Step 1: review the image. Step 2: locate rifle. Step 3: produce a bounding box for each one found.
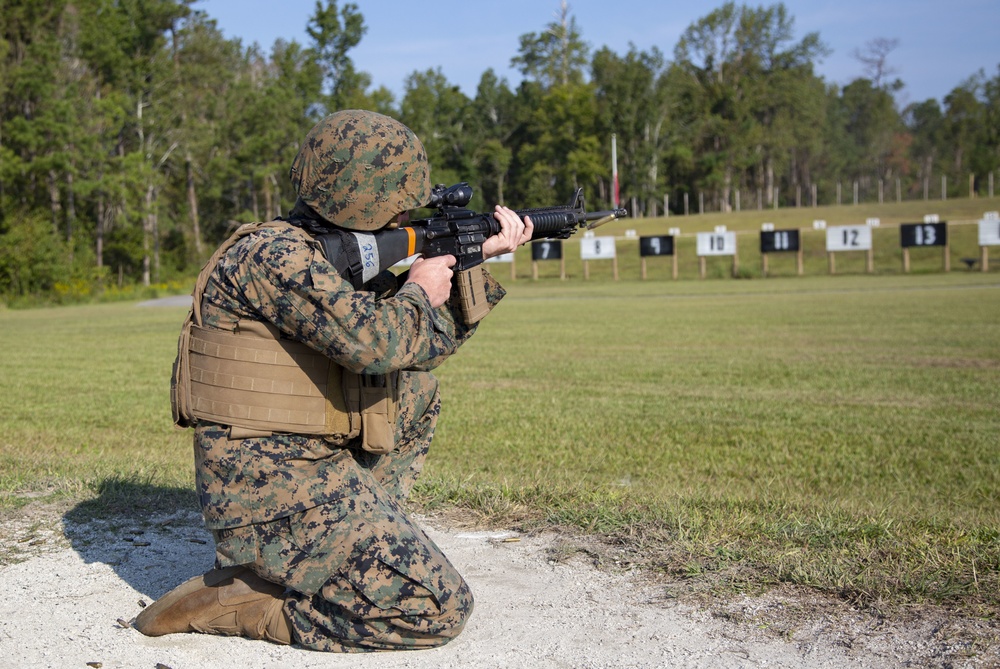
[316,182,627,323]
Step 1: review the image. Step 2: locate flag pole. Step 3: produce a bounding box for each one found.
[611,133,619,209]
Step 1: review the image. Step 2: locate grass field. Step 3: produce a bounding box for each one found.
[2,200,999,618]
[424,273,1000,611]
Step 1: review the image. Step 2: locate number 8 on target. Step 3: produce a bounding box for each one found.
[579,236,618,281]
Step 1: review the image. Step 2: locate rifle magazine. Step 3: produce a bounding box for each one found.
[456,268,490,324]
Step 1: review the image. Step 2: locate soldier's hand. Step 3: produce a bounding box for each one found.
[408,255,456,308]
[483,206,533,259]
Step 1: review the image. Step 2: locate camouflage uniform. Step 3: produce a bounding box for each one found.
[173,111,503,651]
[192,220,504,651]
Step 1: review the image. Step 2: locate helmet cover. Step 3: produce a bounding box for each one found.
[290,110,432,231]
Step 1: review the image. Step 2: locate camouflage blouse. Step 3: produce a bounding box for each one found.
[191,222,504,531]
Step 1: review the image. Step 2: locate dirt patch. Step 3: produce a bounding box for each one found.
[0,501,996,668]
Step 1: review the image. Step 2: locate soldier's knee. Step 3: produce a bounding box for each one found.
[448,576,475,622]
[430,577,474,644]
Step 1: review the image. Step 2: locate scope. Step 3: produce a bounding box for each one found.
[427,182,474,208]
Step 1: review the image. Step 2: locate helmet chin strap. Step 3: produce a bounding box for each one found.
[283,198,335,235]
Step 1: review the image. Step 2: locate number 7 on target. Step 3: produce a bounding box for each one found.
[530,239,565,280]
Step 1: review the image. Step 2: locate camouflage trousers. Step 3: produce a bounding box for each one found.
[211,371,473,652]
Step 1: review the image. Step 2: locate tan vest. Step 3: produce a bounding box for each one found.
[170,221,396,453]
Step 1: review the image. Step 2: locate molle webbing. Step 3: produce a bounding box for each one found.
[171,220,398,451]
[187,320,355,439]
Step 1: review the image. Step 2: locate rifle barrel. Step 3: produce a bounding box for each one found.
[521,207,628,240]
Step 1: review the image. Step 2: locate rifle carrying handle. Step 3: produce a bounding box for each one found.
[456,268,490,325]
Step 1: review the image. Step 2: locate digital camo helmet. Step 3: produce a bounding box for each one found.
[290,110,432,231]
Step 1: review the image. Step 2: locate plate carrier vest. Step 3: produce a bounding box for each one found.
[170,221,397,453]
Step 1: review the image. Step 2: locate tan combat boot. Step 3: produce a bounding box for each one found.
[134,566,294,645]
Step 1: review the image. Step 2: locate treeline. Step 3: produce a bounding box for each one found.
[2,0,999,302]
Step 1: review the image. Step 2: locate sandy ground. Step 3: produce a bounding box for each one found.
[1,505,997,669]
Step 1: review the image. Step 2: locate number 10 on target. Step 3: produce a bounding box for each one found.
[979,212,1000,272]
[696,230,738,278]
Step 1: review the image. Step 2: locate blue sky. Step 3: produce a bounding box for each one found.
[195,0,1000,106]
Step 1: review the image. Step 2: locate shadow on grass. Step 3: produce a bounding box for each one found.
[63,475,217,600]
